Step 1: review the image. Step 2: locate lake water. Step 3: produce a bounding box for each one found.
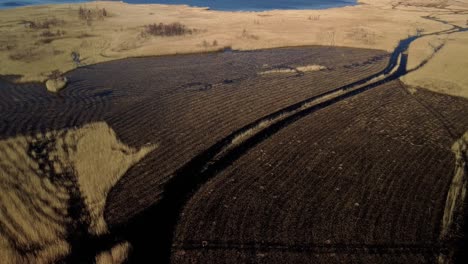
[1,0,357,11]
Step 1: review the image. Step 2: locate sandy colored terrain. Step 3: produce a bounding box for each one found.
[402,31,468,98]
[0,0,466,97]
[0,122,154,263]
[0,0,466,98]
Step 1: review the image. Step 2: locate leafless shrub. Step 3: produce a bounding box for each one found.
[40,30,55,37]
[308,15,320,21]
[71,51,81,66]
[201,39,219,48]
[24,18,64,29]
[53,50,64,55]
[79,7,108,25]
[40,30,65,37]
[416,27,425,36]
[347,28,375,45]
[0,41,16,51]
[142,22,193,37]
[241,29,260,40]
[48,70,63,80]
[100,8,107,18]
[36,30,66,44]
[9,48,38,62]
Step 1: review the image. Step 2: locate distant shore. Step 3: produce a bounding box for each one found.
[0,0,467,98]
[0,0,357,11]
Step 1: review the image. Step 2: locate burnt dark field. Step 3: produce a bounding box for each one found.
[1,45,468,263]
[172,80,468,263]
[0,46,390,222]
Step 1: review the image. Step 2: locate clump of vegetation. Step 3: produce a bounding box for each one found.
[46,70,67,93]
[241,29,260,40]
[71,51,82,67]
[347,28,375,45]
[0,40,16,51]
[9,48,38,62]
[40,30,66,38]
[142,22,193,37]
[79,6,108,25]
[24,18,64,29]
[308,15,320,20]
[202,40,218,48]
[48,70,63,80]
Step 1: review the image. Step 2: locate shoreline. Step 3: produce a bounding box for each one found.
[0,0,467,98]
[0,0,358,12]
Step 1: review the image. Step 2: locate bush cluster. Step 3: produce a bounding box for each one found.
[143,22,192,37]
[79,6,107,25]
[25,18,63,29]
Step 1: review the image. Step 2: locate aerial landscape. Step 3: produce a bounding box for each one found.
[0,0,467,263]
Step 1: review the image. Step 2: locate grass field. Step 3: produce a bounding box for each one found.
[0,122,153,263]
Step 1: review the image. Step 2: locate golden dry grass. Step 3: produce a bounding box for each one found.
[441,131,468,239]
[0,1,466,98]
[45,77,67,92]
[405,35,447,71]
[0,133,70,264]
[258,68,299,75]
[296,65,328,72]
[0,1,455,80]
[0,1,466,96]
[66,123,155,235]
[401,31,468,99]
[95,241,131,264]
[259,64,326,75]
[0,122,154,263]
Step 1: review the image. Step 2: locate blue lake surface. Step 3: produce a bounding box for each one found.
[0,0,357,11]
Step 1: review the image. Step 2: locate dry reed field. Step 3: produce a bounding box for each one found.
[0,122,154,263]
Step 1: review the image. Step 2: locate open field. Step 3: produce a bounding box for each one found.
[0,46,390,223]
[0,0,467,98]
[172,80,468,263]
[0,1,468,263]
[0,42,467,263]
